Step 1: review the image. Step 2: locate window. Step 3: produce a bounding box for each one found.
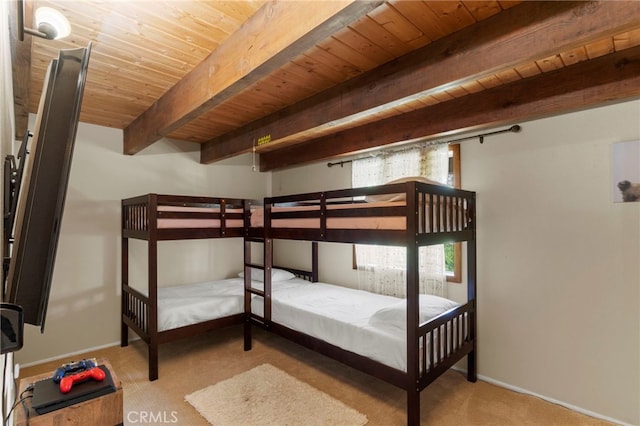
[351,145,451,296]
[352,145,462,283]
[445,144,462,283]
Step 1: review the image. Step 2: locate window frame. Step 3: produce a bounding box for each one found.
[446,144,462,283]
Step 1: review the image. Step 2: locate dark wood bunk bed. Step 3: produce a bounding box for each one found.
[121,193,252,380]
[244,180,476,425]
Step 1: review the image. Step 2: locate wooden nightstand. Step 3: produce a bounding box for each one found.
[14,359,123,426]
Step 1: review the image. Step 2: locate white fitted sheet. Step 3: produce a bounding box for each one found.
[251,279,444,372]
[157,278,245,332]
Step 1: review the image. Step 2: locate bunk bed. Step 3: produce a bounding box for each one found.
[121,193,253,380]
[244,180,476,425]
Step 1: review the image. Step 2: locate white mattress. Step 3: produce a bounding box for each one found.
[251,279,434,372]
[156,277,461,372]
[157,278,245,332]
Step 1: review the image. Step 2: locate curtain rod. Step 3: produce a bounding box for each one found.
[327,124,521,168]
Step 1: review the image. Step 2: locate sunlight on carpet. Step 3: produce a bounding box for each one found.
[185,364,368,426]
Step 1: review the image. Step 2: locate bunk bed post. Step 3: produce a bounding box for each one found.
[467,192,478,382]
[405,181,421,425]
[243,236,252,351]
[467,232,477,382]
[120,233,129,347]
[264,237,273,324]
[311,242,318,282]
[263,199,273,326]
[148,194,159,381]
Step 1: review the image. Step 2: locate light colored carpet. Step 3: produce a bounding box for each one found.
[185,363,368,426]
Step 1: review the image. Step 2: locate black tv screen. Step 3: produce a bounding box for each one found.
[6,45,91,330]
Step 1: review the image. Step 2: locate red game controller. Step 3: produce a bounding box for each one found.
[59,367,106,393]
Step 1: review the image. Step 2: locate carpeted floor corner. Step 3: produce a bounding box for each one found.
[185,363,368,426]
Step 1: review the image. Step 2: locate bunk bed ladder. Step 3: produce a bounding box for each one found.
[243,236,272,350]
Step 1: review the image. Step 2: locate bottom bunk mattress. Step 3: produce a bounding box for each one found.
[251,279,460,372]
[157,278,246,332]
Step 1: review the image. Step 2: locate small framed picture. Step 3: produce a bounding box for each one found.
[612,140,640,203]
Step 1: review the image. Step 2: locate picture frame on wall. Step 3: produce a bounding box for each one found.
[612,140,640,203]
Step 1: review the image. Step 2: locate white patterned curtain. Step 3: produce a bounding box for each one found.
[352,145,449,297]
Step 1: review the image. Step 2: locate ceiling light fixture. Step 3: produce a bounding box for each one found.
[18,0,71,41]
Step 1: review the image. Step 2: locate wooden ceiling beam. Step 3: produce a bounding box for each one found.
[123,0,384,155]
[259,45,640,171]
[201,0,640,164]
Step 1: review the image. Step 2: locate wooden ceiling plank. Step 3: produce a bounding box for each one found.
[316,36,379,72]
[443,86,470,99]
[459,80,486,94]
[560,47,589,67]
[332,25,395,65]
[388,0,454,44]
[201,1,640,164]
[367,3,424,44]
[429,90,455,103]
[44,1,214,65]
[462,1,506,21]
[206,1,268,23]
[302,45,364,81]
[513,62,542,79]
[259,45,640,171]
[348,14,413,58]
[494,68,521,85]
[124,2,232,53]
[32,35,197,85]
[123,0,384,155]
[585,38,615,59]
[270,65,321,96]
[424,1,477,35]
[613,28,640,50]
[30,47,181,89]
[535,54,565,73]
[476,74,502,90]
[158,1,251,36]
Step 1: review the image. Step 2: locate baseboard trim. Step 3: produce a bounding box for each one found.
[452,366,632,426]
[18,338,139,370]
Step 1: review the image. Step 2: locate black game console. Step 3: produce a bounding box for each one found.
[30,365,115,414]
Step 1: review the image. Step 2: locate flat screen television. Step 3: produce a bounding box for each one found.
[5,44,91,331]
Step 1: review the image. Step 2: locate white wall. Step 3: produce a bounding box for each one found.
[15,121,269,365]
[464,101,639,426]
[271,100,640,425]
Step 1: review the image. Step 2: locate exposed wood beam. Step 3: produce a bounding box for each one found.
[259,45,640,171]
[201,0,640,164]
[10,0,32,140]
[123,0,384,155]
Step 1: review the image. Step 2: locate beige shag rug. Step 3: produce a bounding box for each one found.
[185,364,368,426]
